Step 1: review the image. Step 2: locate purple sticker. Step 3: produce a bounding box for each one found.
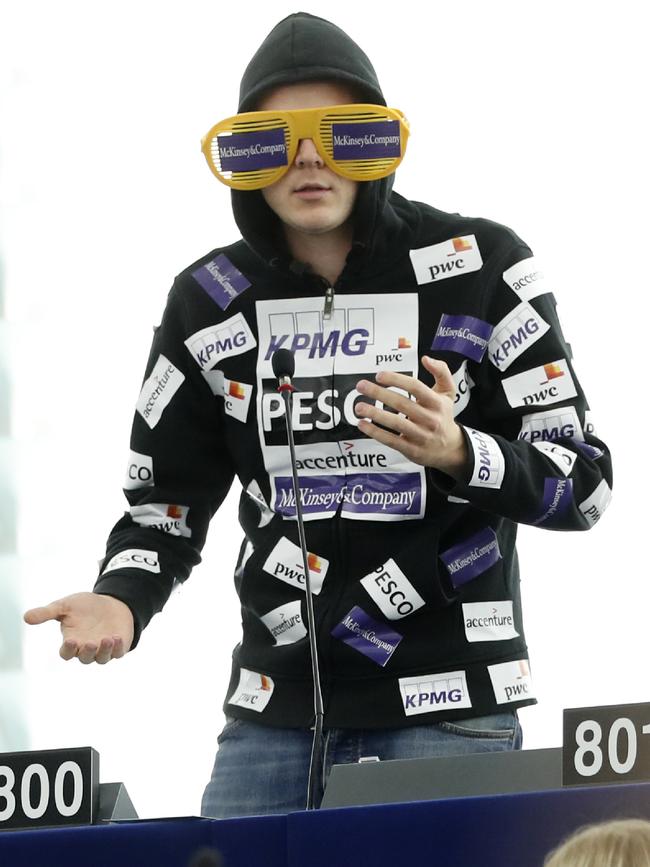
[331,606,403,666]
[431,314,494,363]
[273,473,422,519]
[331,120,401,161]
[570,438,604,461]
[192,254,251,311]
[440,527,502,588]
[533,478,574,525]
[217,128,288,173]
[274,475,344,518]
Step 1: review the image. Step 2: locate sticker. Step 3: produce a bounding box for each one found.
[102,549,160,575]
[502,359,577,409]
[409,235,483,285]
[228,668,275,712]
[462,601,519,643]
[488,302,550,371]
[360,559,425,620]
[465,428,506,489]
[123,451,154,490]
[202,369,253,423]
[218,128,288,172]
[185,313,256,371]
[136,355,185,429]
[331,606,403,666]
[431,314,493,363]
[260,601,307,646]
[518,407,583,443]
[502,257,549,302]
[245,479,275,528]
[192,253,251,310]
[399,671,472,716]
[533,478,574,525]
[579,479,612,527]
[488,659,534,704]
[439,527,502,588]
[262,536,328,595]
[452,360,475,417]
[532,441,577,476]
[332,120,401,159]
[130,503,192,538]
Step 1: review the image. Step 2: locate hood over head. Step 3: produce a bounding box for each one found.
[230,12,413,277]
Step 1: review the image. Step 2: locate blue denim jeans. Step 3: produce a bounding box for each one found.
[200,711,522,818]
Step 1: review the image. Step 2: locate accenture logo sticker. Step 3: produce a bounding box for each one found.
[399,671,472,716]
[463,601,519,643]
[260,600,307,646]
[136,355,185,429]
[409,235,483,285]
[228,668,274,713]
[502,256,549,302]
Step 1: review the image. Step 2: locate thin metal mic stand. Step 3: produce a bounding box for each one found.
[277,375,325,811]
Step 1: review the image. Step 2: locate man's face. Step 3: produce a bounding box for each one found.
[256,81,360,237]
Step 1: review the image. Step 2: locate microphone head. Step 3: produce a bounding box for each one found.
[272,348,295,379]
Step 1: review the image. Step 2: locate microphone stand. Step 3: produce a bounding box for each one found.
[277,375,325,811]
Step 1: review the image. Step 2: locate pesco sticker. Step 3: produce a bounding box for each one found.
[102,549,160,575]
[124,451,154,491]
[399,671,472,716]
[228,668,274,713]
[136,355,185,430]
[360,558,425,620]
[409,235,483,286]
[452,360,475,417]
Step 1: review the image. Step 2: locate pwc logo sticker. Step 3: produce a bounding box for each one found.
[502,359,577,409]
[228,668,274,713]
[202,369,253,423]
[399,671,472,716]
[488,659,534,705]
[263,537,329,595]
[130,503,192,538]
[409,235,483,285]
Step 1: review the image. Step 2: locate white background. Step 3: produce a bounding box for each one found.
[1,0,648,818]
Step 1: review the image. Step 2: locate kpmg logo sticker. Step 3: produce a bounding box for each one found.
[440,527,502,588]
[263,536,328,595]
[102,549,160,575]
[488,302,550,371]
[136,355,185,429]
[399,671,472,716]
[192,253,251,311]
[228,668,274,713]
[452,360,475,417]
[185,313,256,371]
[331,606,403,667]
[532,441,577,476]
[260,600,307,646]
[124,450,154,490]
[518,407,583,443]
[360,558,425,620]
[488,659,533,704]
[502,257,549,302]
[466,428,505,489]
[130,503,192,538]
[202,369,253,423]
[502,359,577,409]
[463,601,519,643]
[579,479,612,527]
[533,478,574,525]
[431,314,493,363]
[409,235,483,285]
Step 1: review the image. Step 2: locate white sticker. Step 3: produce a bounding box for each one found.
[102,548,160,575]
[260,600,307,646]
[263,536,328,595]
[130,503,191,538]
[136,355,185,429]
[123,451,154,490]
[228,668,274,713]
[462,601,519,643]
[518,407,584,443]
[409,235,483,285]
[532,441,577,476]
[465,428,506,489]
[360,558,425,620]
[584,410,597,436]
[399,671,472,716]
[202,370,253,423]
[488,302,550,371]
[502,257,550,302]
[579,479,612,527]
[488,659,534,704]
[185,312,256,371]
[246,479,275,528]
[502,359,577,409]
[452,360,475,417]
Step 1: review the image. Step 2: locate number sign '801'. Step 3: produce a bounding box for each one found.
[0,747,99,831]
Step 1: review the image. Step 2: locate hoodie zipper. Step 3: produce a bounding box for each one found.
[323,284,335,320]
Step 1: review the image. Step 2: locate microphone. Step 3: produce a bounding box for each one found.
[271,349,325,811]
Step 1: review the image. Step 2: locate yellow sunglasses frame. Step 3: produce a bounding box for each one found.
[201,103,410,190]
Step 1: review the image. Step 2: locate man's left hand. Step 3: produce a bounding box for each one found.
[355,356,469,480]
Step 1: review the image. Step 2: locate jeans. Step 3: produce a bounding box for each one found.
[200,711,522,818]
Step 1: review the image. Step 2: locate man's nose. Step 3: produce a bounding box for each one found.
[294,137,324,168]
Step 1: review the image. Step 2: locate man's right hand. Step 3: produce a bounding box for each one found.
[23,592,135,664]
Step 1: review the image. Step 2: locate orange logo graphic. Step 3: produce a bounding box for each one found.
[260,675,272,691]
[167,505,183,519]
[543,363,564,381]
[228,381,246,400]
[397,337,412,349]
[452,237,472,253]
[307,553,322,573]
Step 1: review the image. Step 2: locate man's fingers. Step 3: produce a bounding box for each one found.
[77,642,100,665]
[24,602,63,626]
[60,639,80,661]
[422,356,455,397]
[94,638,116,665]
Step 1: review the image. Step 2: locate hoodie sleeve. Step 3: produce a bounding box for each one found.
[93,281,236,647]
[429,243,613,530]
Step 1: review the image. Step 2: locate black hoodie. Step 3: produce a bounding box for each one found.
[94,13,612,729]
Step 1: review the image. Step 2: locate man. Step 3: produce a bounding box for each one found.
[24,13,612,817]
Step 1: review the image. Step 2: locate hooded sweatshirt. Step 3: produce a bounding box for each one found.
[94,13,613,729]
